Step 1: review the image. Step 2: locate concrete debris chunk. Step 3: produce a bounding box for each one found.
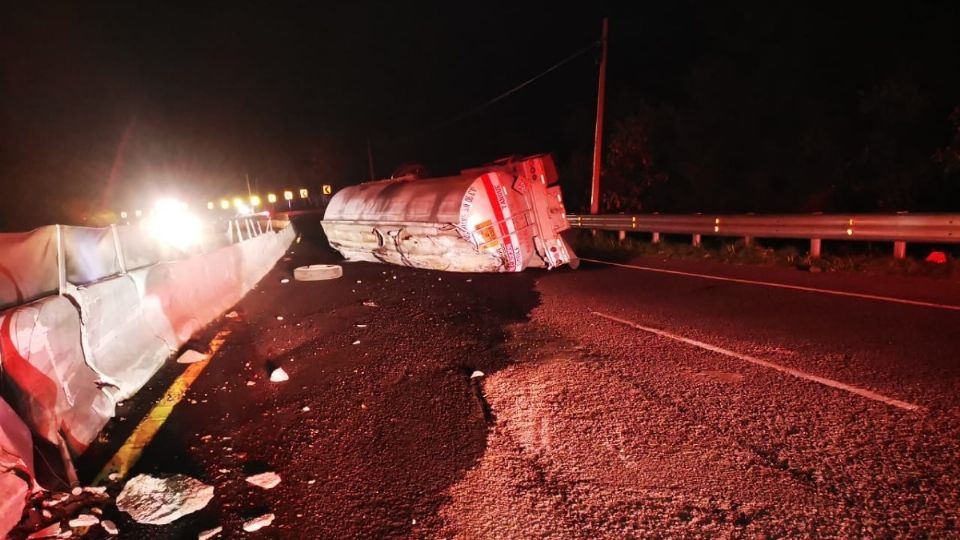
[225,311,238,318]
[245,471,282,489]
[246,381,256,386]
[68,514,99,528]
[177,350,208,364]
[276,315,284,321]
[101,520,118,536]
[301,406,310,412]
[242,513,275,532]
[269,367,290,382]
[294,264,343,281]
[83,485,108,495]
[352,340,361,345]
[470,370,485,379]
[27,523,62,539]
[198,525,223,540]
[116,473,214,525]
[362,301,378,307]
[281,278,290,283]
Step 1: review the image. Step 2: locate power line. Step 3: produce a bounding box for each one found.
[390,40,599,145]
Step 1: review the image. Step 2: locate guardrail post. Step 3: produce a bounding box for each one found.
[234,220,244,242]
[692,234,701,247]
[618,230,626,242]
[893,241,906,259]
[810,238,821,258]
[652,232,661,244]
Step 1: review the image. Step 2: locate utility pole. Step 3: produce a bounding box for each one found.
[367,137,376,181]
[590,17,609,216]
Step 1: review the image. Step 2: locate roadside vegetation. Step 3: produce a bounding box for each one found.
[571,230,960,280]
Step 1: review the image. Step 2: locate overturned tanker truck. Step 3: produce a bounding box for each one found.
[321,154,578,272]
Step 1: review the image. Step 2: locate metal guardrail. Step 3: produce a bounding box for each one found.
[567,213,960,258]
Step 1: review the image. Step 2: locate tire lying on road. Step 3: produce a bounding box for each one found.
[293,264,343,281]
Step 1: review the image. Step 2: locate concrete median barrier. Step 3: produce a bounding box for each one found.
[0,226,60,310]
[0,223,295,536]
[0,296,114,453]
[0,396,35,537]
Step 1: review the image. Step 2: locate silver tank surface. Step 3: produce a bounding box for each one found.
[321,155,576,272]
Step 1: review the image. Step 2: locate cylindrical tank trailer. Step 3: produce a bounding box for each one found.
[321,154,577,272]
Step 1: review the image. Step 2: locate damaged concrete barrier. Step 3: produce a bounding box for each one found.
[0,222,295,538]
[0,296,114,454]
[0,397,34,537]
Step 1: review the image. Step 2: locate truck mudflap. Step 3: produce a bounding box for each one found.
[321,154,576,272]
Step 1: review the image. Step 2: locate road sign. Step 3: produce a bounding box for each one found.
[322,185,332,195]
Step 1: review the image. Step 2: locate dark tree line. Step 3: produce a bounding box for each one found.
[584,3,960,214]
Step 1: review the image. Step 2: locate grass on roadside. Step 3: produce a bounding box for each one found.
[570,230,960,280]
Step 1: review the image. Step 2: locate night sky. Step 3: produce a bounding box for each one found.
[2,2,959,230]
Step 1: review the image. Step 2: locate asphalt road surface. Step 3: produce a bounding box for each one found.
[67,217,960,538]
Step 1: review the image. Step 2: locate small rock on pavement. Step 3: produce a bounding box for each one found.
[225,311,238,318]
[198,525,222,540]
[470,370,485,379]
[352,340,361,345]
[281,278,290,283]
[242,513,275,532]
[116,473,214,525]
[362,301,378,307]
[276,315,284,321]
[177,350,208,364]
[245,471,281,489]
[68,514,99,528]
[269,367,289,382]
[101,520,118,536]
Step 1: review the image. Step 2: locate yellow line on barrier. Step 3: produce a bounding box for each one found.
[92,328,232,485]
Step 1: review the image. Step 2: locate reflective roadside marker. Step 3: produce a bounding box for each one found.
[267,193,277,203]
[283,190,294,201]
[299,188,308,199]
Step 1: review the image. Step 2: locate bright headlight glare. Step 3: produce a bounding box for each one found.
[144,197,202,250]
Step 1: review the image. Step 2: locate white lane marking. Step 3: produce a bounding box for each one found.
[592,311,925,413]
[580,258,960,312]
